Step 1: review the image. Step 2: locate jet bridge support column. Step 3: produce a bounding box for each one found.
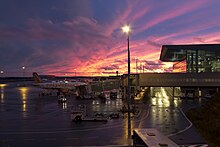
[123,86,126,99]
[172,87,175,100]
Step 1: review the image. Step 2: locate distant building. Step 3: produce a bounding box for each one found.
[39,74,56,79]
[160,44,220,73]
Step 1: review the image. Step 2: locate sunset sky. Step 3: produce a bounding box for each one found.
[1,0,220,77]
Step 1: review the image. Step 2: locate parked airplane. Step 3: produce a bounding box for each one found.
[32,72,87,94]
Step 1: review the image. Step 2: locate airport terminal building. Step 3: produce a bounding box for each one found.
[160,44,220,73]
[122,44,220,99]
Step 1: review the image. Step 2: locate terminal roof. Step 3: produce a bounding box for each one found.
[160,44,220,62]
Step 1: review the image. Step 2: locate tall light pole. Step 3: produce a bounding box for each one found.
[74,69,76,77]
[22,66,25,77]
[122,25,131,137]
[0,70,3,78]
[135,58,138,74]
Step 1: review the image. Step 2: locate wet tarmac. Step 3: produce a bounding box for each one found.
[0,82,207,146]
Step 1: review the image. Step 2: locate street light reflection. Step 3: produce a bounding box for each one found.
[23,101,26,112]
[0,84,7,87]
[92,100,100,111]
[18,87,29,117]
[62,102,67,109]
[92,99,123,112]
[153,87,171,107]
[0,84,7,103]
[150,87,182,125]
[173,99,179,107]
[123,113,134,137]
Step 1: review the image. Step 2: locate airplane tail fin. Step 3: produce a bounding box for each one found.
[33,72,42,83]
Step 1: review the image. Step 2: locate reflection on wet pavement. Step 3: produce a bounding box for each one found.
[147,87,188,135]
[0,84,7,104]
[0,83,206,146]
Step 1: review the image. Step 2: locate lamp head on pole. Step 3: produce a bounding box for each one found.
[122,25,131,34]
[22,66,25,70]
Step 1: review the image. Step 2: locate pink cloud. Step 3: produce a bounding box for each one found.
[2,1,220,76]
[21,17,174,76]
[135,0,210,34]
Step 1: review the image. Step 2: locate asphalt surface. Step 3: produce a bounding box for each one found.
[0,82,207,146]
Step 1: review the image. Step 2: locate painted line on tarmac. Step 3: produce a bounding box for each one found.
[1,139,15,142]
[180,144,209,147]
[84,145,130,147]
[65,137,79,140]
[167,108,192,137]
[24,138,35,141]
[87,136,98,139]
[45,138,56,141]
[137,104,150,128]
[0,104,150,135]
[0,121,122,135]
[0,126,111,135]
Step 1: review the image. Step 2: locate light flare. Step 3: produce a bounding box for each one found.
[122,25,131,34]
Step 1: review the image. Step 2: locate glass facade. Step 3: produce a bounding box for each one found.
[186,49,220,73]
[160,44,220,73]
